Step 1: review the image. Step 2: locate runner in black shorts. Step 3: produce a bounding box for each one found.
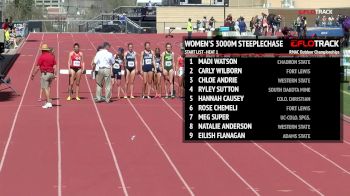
[140,42,155,99]
[124,43,137,99]
[154,48,162,98]
[112,48,125,99]
[67,43,85,101]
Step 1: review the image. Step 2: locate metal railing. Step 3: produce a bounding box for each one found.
[24,19,154,34]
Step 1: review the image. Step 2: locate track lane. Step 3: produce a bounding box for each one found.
[0,33,58,196]
[57,33,125,196]
[0,33,43,158]
[104,33,262,196]
[80,33,193,196]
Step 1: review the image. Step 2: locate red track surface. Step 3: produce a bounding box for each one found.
[0,32,349,196]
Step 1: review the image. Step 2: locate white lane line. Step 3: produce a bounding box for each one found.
[159,98,259,195]
[122,90,195,196]
[254,143,324,196]
[160,96,321,195]
[56,35,63,196]
[301,143,350,175]
[99,33,194,195]
[109,33,321,195]
[102,33,195,195]
[131,52,259,195]
[82,33,129,196]
[0,34,44,174]
[206,144,260,196]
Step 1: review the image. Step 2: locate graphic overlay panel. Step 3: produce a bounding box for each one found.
[184,39,341,141]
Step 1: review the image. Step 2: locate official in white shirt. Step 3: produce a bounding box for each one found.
[94,42,115,103]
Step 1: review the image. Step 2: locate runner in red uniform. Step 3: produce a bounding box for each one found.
[67,43,85,101]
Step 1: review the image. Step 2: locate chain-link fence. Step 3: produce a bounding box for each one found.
[24,18,157,34]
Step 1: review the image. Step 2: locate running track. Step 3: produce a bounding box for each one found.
[0,32,349,196]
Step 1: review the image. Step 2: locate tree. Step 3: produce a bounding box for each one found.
[4,0,43,20]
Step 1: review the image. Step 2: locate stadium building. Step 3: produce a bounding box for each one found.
[156,0,350,33]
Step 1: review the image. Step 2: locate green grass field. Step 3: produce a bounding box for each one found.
[341,83,350,116]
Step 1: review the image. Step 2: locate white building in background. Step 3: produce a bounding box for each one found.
[34,0,62,7]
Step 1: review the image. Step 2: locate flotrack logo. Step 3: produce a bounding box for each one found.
[298,9,333,15]
[290,40,339,48]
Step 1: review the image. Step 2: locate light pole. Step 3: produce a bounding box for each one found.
[1,0,4,22]
[223,3,228,25]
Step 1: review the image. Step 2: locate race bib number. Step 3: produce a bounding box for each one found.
[73,60,81,67]
[165,61,172,67]
[145,59,152,65]
[113,63,120,69]
[128,61,135,67]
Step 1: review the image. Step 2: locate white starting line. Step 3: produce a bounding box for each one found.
[59,69,93,75]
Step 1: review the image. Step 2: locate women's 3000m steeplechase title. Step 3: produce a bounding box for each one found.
[184,38,341,141]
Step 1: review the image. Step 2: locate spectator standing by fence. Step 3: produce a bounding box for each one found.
[225,14,233,30]
[328,15,333,26]
[234,18,240,32]
[276,15,282,32]
[10,28,18,49]
[208,16,215,30]
[119,13,126,33]
[262,13,268,36]
[238,17,246,35]
[322,16,327,27]
[253,17,262,37]
[296,16,302,38]
[2,18,9,30]
[249,17,254,32]
[302,16,307,38]
[187,18,193,38]
[8,17,14,30]
[315,16,320,27]
[202,16,207,32]
[4,28,10,42]
[196,20,201,32]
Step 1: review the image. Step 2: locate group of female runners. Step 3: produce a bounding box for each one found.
[65,42,185,101]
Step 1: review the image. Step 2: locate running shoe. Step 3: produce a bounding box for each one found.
[67,96,71,101]
[124,96,128,99]
[146,96,151,99]
[94,98,102,103]
[76,97,81,101]
[171,95,175,99]
[130,96,135,99]
[37,98,42,102]
[142,96,146,99]
[165,95,169,99]
[42,102,53,109]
